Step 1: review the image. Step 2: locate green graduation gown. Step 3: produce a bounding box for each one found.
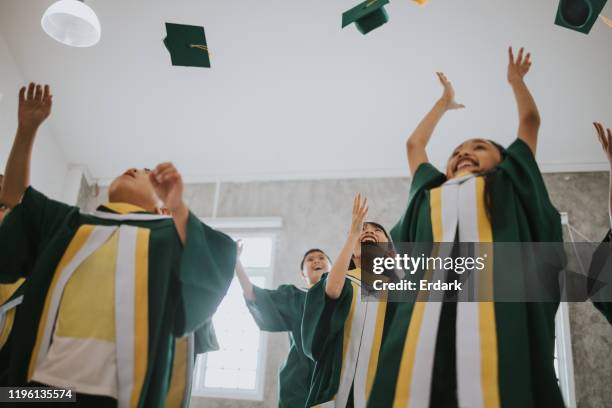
[0,284,25,386]
[0,187,236,408]
[165,320,219,408]
[301,269,388,408]
[246,284,314,408]
[370,138,565,408]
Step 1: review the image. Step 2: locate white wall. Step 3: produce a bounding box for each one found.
[0,32,68,200]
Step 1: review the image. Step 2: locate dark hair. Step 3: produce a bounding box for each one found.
[300,248,332,270]
[483,140,506,223]
[349,221,392,270]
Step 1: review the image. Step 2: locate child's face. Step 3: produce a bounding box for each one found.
[108,168,160,212]
[302,251,331,286]
[446,138,503,178]
[353,223,389,259]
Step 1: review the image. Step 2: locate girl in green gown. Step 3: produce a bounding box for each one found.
[369,47,587,408]
[302,194,396,407]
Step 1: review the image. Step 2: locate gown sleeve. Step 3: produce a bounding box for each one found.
[246,285,301,332]
[174,213,237,336]
[0,187,74,283]
[301,273,354,362]
[391,162,446,242]
[496,138,562,241]
[588,230,612,324]
[194,319,220,354]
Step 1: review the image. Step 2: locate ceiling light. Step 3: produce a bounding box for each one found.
[41,0,101,47]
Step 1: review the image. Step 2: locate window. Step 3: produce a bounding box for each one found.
[192,218,280,400]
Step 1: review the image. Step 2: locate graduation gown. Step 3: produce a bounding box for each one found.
[0,187,236,408]
[0,284,25,386]
[165,320,219,408]
[368,139,566,408]
[301,269,388,408]
[246,284,314,408]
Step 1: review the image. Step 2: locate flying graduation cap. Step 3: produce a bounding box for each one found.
[554,0,608,34]
[342,0,390,35]
[164,22,211,68]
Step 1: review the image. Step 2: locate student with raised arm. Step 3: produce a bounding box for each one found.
[366,47,568,407]
[236,241,332,408]
[0,83,237,407]
[302,194,395,408]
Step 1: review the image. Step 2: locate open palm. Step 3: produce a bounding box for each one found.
[18,83,52,128]
[437,72,465,111]
[507,47,532,84]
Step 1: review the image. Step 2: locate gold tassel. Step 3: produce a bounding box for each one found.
[189,44,210,54]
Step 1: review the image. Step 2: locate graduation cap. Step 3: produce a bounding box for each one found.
[554,0,608,34]
[164,22,210,68]
[342,0,390,35]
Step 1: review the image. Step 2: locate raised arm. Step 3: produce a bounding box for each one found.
[325,194,368,299]
[234,241,255,301]
[406,72,464,175]
[507,47,540,154]
[594,122,612,229]
[0,83,52,208]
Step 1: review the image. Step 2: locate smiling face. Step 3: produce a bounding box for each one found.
[446,139,503,179]
[301,250,331,286]
[108,168,160,212]
[353,222,389,260]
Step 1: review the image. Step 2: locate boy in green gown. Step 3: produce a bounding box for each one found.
[368,48,611,408]
[235,242,332,408]
[0,83,237,407]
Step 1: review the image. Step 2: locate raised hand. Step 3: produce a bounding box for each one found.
[150,162,185,213]
[18,83,52,130]
[594,122,612,166]
[436,72,465,111]
[507,47,532,85]
[349,193,368,237]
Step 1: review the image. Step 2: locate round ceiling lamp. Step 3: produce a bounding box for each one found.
[41,0,101,47]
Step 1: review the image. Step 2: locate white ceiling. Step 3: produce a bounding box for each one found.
[0,0,611,184]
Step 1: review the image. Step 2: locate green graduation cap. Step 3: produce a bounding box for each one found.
[164,22,211,68]
[554,0,608,34]
[342,0,390,35]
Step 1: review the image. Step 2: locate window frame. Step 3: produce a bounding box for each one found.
[191,218,281,401]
